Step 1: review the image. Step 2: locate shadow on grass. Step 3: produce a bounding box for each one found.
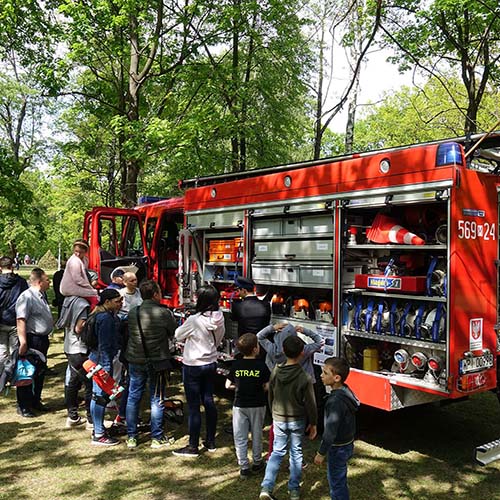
[357,392,500,462]
[1,339,499,500]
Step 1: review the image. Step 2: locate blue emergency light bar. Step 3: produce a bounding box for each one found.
[436,142,463,167]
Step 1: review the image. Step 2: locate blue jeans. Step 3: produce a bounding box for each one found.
[327,443,354,500]
[261,419,305,493]
[118,367,129,419]
[182,363,217,449]
[126,363,165,440]
[89,352,113,436]
[90,379,107,436]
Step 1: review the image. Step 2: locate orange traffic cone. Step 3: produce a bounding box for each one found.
[367,213,425,245]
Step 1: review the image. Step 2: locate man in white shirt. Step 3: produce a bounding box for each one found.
[16,268,54,417]
[119,272,142,320]
[113,272,143,427]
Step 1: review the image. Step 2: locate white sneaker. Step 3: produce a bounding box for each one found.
[66,416,85,428]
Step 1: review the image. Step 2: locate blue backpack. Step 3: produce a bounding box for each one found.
[11,359,35,387]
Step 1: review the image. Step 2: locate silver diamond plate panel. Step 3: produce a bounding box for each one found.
[390,385,445,410]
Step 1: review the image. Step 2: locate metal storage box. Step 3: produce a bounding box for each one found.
[254,239,333,260]
[187,209,244,229]
[282,218,300,235]
[280,266,300,283]
[253,219,282,237]
[251,263,282,282]
[300,265,333,285]
[300,215,333,235]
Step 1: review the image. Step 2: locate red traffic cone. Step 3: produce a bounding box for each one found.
[367,214,425,245]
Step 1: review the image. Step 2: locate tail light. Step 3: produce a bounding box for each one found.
[394,349,409,366]
[428,356,442,373]
[411,352,428,370]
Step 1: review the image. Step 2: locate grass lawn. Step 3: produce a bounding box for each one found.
[1,269,499,499]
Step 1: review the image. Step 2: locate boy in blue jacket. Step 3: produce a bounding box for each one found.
[314,357,359,500]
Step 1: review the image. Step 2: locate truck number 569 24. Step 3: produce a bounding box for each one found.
[457,220,496,240]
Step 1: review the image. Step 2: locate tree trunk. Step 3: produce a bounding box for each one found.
[313,12,326,160]
[345,22,363,153]
[238,12,257,172]
[344,90,358,153]
[464,100,478,136]
[121,14,142,206]
[123,159,140,207]
[231,0,241,172]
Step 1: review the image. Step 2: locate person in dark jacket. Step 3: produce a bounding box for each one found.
[314,357,360,500]
[125,280,176,449]
[231,277,271,337]
[0,256,28,376]
[88,288,123,446]
[106,267,125,290]
[51,260,66,318]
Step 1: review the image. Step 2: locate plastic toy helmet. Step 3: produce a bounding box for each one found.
[272,293,285,304]
[318,301,332,312]
[293,298,309,311]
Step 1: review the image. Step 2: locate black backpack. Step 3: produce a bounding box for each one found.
[79,312,99,350]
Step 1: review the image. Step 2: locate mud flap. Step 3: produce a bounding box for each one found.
[474,438,500,465]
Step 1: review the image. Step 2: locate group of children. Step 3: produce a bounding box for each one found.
[58,239,358,499]
[227,322,360,500]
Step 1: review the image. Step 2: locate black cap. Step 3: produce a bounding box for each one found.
[98,288,121,305]
[234,276,255,291]
[111,267,125,279]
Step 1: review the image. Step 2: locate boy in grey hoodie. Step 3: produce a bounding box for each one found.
[257,322,323,382]
[260,336,317,500]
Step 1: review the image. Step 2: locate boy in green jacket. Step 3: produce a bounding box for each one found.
[260,336,317,500]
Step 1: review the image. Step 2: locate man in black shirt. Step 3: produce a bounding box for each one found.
[51,260,66,318]
[231,277,271,337]
[227,333,270,478]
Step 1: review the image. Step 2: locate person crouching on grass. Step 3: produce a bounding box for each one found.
[314,357,359,500]
[226,333,270,479]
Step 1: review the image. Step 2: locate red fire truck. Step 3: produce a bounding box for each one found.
[84,134,500,424]
[179,134,500,417]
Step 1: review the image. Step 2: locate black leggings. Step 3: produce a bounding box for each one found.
[65,352,92,418]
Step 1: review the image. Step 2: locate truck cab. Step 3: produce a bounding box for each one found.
[83,197,184,307]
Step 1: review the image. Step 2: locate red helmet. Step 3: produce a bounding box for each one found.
[272,293,285,304]
[294,299,309,311]
[318,301,332,312]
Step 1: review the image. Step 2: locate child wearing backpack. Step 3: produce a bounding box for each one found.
[314,357,359,500]
[56,295,93,428]
[226,333,270,479]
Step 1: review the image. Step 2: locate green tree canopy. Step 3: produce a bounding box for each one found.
[381,0,500,135]
[353,75,500,151]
